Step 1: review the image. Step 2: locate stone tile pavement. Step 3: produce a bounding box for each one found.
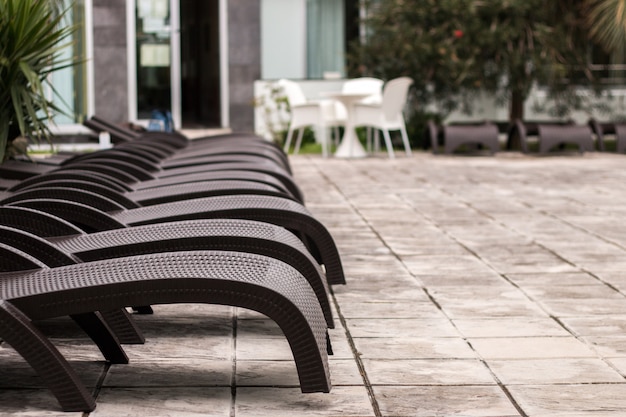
[4,151,626,415]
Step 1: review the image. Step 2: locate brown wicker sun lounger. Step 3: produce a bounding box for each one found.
[0,178,299,208]
[13,118,290,185]
[26,131,290,173]
[0,248,332,411]
[0,210,334,328]
[3,168,295,200]
[82,117,291,169]
[87,115,279,150]
[0,157,304,203]
[68,148,289,174]
[64,156,302,201]
[5,194,345,285]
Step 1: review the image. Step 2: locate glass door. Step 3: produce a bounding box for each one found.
[51,0,91,126]
[134,0,180,126]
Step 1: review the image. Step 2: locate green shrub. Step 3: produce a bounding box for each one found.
[0,0,78,161]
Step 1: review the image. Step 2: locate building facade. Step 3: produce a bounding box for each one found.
[54,0,356,134]
[58,0,626,137]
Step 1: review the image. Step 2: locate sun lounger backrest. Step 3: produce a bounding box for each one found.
[9,170,131,193]
[0,226,76,270]
[52,163,140,184]
[83,118,136,143]
[8,199,126,233]
[16,180,140,209]
[1,187,130,212]
[0,243,45,271]
[67,158,156,181]
[71,149,161,172]
[0,206,84,237]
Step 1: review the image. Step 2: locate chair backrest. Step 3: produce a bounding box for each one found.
[342,77,383,95]
[343,77,383,105]
[381,77,413,121]
[277,79,307,107]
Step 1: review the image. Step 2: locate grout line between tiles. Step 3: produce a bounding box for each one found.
[330,292,382,417]
[84,362,110,416]
[312,157,383,417]
[398,185,530,417]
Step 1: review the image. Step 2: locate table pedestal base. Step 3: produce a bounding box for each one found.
[334,126,367,158]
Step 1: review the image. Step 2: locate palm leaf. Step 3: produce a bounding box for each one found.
[584,0,626,52]
[0,0,80,160]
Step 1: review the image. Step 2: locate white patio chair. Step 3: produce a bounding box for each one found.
[343,77,383,99]
[278,79,339,158]
[353,76,413,159]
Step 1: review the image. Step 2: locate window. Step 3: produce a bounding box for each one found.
[306,0,345,78]
[261,0,360,79]
[589,44,626,85]
[135,0,172,119]
[50,0,90,125]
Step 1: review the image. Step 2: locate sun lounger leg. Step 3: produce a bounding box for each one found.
[70,312,129,364]
[0,301,96,412]
[100,309,146,344]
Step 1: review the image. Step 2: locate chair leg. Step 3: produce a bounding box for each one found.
[294,129,305,155]
[400,125,412,156]
[284,129,295,153]
[375,130,381,153]
[320,127,329,158]
[0,301,96,412]
[366,127,372,153]
[382,129,395,159]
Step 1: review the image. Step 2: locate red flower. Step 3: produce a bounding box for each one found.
[453,30,463,39]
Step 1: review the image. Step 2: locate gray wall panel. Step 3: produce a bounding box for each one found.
[93,2,128,123]
[228,0,261,132]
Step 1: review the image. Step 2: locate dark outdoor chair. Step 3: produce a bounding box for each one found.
[586,118,626,153]
[427,120,500,154]
[537,124,594,153]
[506,119,594,153]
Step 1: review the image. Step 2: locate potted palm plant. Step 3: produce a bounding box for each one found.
[0,0,78,162]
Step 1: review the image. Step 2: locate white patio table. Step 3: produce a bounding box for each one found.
[320,92,370,158]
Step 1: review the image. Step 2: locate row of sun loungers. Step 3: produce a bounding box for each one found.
[0,117,344,411]
[428,118,626,154]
